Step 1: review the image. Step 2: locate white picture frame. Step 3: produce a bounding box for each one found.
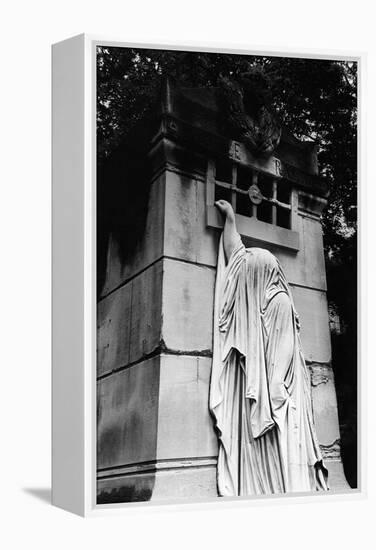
[52,34,363,516]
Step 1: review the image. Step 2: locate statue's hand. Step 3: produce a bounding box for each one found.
[215,200,235,222]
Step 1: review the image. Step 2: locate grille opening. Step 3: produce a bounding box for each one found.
[277,180,291,204]
[277,207,291,229]
[215,185,232,204]
[215,158,232,184]
[236,193,253,217]
[258,172,274,199]
[257,201,273,224]
[236,164,253,190]
[211,159,294,231]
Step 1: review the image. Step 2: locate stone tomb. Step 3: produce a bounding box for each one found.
[96,81,348,503]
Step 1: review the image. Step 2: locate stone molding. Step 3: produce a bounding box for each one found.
[97,456,217,480]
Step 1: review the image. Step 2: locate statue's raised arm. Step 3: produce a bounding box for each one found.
[215,200,240,263]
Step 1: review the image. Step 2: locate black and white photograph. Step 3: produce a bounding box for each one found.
[95,46,358,504]
[6,0,376,546]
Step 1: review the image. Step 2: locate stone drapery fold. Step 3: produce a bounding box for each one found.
[209,235,328,496]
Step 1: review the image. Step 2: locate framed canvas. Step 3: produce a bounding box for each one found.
[52,34,362,516]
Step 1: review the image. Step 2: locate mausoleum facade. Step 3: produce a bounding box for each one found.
[96,80,348,502]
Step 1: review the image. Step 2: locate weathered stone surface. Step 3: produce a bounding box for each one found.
[100,174,165,298]
[152,465,217,499]
[298,191,327,217]
[97,464,218,503]
[150,138,207,187]
[325,460,350,491]
[290,286,331,363]
[97,357,160,470]
[163,171,219,267]
[163,172,197,262]
[242,214,327,291]
[310,364,341,447]
[161,259,215,353]
[196,178,221,266]
[97,284,132,378]
[156,355,217,460]
[297,214,326,290]
[129,261,163,364]
[97,260,163,376]
[97,472,156,504]
[208,206,300,252]
[96,353,219,501]
[320,439,341,460]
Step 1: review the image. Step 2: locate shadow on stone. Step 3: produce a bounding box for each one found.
[97,145,152,297]
[97,485,152,504]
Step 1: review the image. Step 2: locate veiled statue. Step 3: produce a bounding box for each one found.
[209,200,329,496]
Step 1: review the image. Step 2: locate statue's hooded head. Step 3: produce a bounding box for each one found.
[246,248,299,328]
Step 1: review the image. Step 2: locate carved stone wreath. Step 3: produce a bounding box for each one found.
[220,76,281,157]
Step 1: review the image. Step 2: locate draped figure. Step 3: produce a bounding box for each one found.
[209,201,328,497]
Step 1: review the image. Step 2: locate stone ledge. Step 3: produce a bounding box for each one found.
[98,456,217,479]
[206,205,300,252]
